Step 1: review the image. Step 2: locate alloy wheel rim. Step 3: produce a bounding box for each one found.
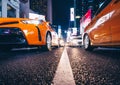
[47,34,51,50]
[84,35,89,49]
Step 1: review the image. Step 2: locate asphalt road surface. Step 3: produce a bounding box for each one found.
[67,47,120,85]
[0,46,120,85]
[0,47,64,85]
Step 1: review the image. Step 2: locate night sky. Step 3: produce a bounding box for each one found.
[52,0,73,30]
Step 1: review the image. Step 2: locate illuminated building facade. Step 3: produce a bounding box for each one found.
[30,0,52,23]
[0,0,19,18]
[0,0,52,23]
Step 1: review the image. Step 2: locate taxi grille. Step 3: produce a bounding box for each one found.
[0,28,27,44]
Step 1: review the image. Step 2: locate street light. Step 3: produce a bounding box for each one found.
[76,15,80,19]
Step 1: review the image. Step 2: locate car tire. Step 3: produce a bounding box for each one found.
[83,34,94,51]
[43,33,52,51]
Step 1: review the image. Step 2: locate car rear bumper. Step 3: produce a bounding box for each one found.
[0,27,28,47]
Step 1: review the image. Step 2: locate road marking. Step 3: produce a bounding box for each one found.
[51,47,76,85]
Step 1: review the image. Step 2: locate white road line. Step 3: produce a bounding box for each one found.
[51,47,76,85]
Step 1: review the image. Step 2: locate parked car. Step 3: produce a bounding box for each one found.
[59,38,65,47]
[50,25,60,48]
[83,0,120,51]
[0,18,59,51]
[69,35,82,47]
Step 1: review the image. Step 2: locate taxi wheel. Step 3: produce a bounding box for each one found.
[44,33,52,51]
[83,35,94,51]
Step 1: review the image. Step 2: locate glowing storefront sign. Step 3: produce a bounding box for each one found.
[70,8,75,21]
[71,27,77,35]
[80,9,91,34]
[58,25,61,38]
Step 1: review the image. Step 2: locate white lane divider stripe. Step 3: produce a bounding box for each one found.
[51,47,76,85]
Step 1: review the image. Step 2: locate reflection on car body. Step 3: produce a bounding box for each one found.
[83,0,120,51]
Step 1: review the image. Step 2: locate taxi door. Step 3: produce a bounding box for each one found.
[110,0,120,45]
[90,0,112,44]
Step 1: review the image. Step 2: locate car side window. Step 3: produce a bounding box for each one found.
[94,0,112,16]
[114,0,120,4]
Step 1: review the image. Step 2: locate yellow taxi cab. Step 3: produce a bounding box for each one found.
[0,18,59,51]
[83,0,120,51]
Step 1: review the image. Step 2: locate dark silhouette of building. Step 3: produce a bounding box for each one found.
[30,0,47,15]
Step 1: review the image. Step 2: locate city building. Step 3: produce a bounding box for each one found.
[0,0,52,23]
[30,0,47,15]
[19,0,29,18]
[30,0,52,23]
[0,0,19,18]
